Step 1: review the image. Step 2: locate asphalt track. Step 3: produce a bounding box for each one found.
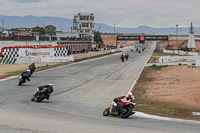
[0,41,199,133]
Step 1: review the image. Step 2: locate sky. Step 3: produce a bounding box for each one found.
[0,0,199,28]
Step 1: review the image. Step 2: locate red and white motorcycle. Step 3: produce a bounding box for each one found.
[103,93,136,118]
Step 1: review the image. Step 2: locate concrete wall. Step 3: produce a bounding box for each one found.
[73,49,116,60]
[16,56,74,64]
[170,56,200,62]
[163,48,199,56]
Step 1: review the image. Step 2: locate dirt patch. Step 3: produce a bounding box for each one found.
[0,63,58,77]
[148,57,159,63]
[161,40,200,52]
[133,65,200,120]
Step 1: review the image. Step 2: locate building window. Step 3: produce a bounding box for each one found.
[90,23,93,27]
[82,23,89,27]
[85,30,90,33]
[90,16,94,20]
[80,16,89,20]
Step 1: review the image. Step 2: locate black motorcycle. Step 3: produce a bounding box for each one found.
[31,88,49,102]
[103,101,136,118]
[18,72,30,86]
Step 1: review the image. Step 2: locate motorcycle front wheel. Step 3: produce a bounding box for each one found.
[36,94,45,102]
[19,79,23,86]
[103,108,110,116]
[120,107,132,118]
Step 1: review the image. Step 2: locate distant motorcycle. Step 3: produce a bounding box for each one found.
[125,53,129,60]
[103,100,136,118]
[18,72,30,86]
[121,54,125,62]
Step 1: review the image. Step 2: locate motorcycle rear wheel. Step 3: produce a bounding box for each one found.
[120,107,132,118]
[103,108,110,116]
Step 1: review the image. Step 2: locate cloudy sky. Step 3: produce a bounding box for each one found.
[0,0,199,28]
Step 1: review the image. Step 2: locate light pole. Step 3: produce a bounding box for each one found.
[176,24,178,49]
[114,24,116,48]
[1,20,5,31]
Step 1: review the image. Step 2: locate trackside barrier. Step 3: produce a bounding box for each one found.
[0,57,17,65]
[196,60,200,67]
[73,49,116,60]
[159,56,171,63]
[15,56,74,64]
[163,48,199,56]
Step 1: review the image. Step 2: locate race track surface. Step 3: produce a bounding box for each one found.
[0,41,199,133]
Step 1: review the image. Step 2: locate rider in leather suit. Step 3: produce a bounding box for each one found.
[112,92,135,111]
[31,83,54,101]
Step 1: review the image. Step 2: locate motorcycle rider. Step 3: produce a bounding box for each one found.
[26,69,32,77]
[120,54,125,62]
[125,52,129,60]
[31,82,54,101]
[20,71,30,82]
[29,62,36,74]
[112,92,135,112]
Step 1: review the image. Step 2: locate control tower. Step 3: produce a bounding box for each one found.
[188,23,196,48]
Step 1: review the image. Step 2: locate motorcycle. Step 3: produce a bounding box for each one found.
[125,54,129,60]
[31,87,49,102]
[121,55,125,62]
[18,75,26,86]
[103,100,136,118]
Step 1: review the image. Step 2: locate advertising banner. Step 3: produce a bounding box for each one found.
[117,35,168,41]
[19,48,54,57]
[1,46,68,58]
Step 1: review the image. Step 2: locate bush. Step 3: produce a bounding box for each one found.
[149,64,168,70]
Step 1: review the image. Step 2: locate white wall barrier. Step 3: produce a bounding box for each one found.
[159,56,171,63]
[41,56,74,62]
[163,48,199,56]
[196,60,200,67]
[15,56,74,64]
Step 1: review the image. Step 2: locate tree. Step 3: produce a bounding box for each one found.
[45,25,56,34]
[32,26,45,35]
[94,31,103,48]
[10,28,19,31]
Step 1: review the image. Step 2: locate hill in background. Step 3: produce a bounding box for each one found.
[0,15,199,34]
